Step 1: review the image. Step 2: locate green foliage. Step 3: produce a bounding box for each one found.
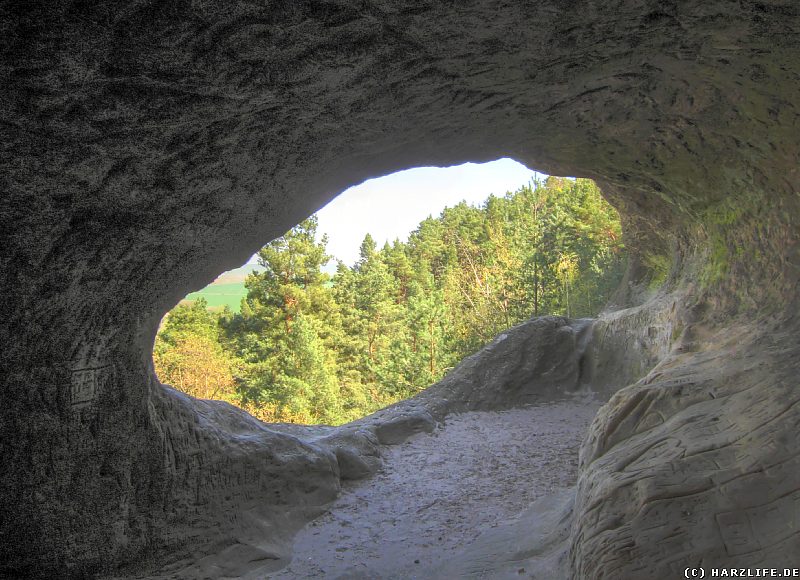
[153,299,240,402]
[155,178,626,425]
[644,252,672,290]
[698,195,757,286]
[156,298,219,345]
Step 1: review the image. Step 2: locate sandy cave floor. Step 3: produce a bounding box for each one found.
[268,398,602,579]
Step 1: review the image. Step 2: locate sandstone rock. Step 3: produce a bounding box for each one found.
[432,487,576,579]
[319,429,382,481]
[373,411,436,445]
[420,316,594,412]
[2,1,800,577]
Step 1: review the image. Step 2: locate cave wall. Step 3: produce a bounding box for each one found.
[2,0,800,576]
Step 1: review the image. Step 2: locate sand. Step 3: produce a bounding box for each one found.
[267,399,601,579]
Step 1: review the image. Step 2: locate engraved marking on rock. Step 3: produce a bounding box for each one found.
[70,365,112,409]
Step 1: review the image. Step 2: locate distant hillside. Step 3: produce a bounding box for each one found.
[181,263,265,312]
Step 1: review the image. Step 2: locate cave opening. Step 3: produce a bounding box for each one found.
[152,159,628,427]
[5,1,800,577]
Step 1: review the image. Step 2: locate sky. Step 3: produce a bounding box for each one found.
[247,158,544,269]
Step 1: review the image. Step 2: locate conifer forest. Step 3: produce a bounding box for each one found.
[154,177,626,424]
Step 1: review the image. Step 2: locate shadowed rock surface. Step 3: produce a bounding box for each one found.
[2,1,799,578]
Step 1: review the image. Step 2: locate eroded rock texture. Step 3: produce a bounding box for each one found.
[2,1,800,577]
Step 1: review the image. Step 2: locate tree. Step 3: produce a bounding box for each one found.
[555,252,579,317]
[244,216,331,334]
[225,217,345,423]
[156,177,626,425]
[243,314,341,424]
[153,299,239,402]
[351,234,404,388]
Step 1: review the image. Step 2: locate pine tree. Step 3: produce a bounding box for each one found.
[156,177,626,425]
[227,217,345,423]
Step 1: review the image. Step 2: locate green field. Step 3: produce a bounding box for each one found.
[179,264,265,312]
[182,282,247,312]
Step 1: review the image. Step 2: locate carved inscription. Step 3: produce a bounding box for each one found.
[716,489,800,556]
[70,365,113,409]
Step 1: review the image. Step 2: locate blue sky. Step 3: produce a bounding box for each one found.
[247,158,543,268]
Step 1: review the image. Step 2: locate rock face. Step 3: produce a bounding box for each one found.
[2,1,800,577]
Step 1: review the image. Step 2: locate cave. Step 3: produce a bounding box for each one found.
[2,1,799,578]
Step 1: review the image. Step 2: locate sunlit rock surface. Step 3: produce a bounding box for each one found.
[2,1,799,577]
